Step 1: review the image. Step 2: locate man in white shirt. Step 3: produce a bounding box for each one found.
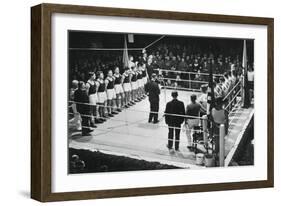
[247,66,254,102]
[128,56,136,69]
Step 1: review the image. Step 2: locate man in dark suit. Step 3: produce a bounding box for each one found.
[74,81,93,136]
[145,73,160,123]
[164,91,185,151]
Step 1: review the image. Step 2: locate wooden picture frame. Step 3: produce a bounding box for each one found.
[31,3,274,202]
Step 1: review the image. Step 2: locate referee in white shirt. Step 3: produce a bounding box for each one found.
[247,66,254,102]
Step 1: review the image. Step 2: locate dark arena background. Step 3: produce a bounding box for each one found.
[68,31,254,174]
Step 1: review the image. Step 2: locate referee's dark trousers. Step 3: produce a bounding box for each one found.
[149,100,159,123]
[145,79,160,123]
[168,124,181,150]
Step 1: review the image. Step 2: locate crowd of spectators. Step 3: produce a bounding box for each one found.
[69,38,253,90]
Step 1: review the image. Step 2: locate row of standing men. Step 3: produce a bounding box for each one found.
[70,64,149,135]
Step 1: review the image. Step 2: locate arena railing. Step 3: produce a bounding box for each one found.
[155,68,223,76]
[155,68,223,90]
[223,80,242,102]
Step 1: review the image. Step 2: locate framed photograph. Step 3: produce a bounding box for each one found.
[31,3,274,202]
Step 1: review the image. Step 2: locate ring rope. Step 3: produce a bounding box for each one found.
[161,77,208,84]
[70,112,206,133]
[155,68,223,77]
[224,88,242,110]
[161,86,201,92]
[157,81,202,92]
[228,100,243,127]
[69,47,144,51]
[72,125,205,140]
[223,80,242,101]
[69,35,165,52]
[69,101,205,119]
[70,99,243,136]
[144,35,166,49]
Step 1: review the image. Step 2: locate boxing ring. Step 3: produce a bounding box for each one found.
[68,73,253,168]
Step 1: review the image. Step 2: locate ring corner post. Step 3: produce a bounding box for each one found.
[219,124,225,167]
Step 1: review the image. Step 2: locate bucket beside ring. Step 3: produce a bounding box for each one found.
[195,153,205,165]
[205,154,215,167]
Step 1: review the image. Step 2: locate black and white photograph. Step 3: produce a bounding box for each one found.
[68,31,254,174]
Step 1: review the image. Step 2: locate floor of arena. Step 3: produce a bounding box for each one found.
[69,89,254,168]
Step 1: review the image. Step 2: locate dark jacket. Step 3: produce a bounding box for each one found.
[164,99,185,126]
[74,89,90,114]
[145,80,160,102]
[146,64,154,79]
[186,102,201,119]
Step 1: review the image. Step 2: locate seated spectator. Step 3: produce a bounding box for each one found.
[192,70,204,90]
